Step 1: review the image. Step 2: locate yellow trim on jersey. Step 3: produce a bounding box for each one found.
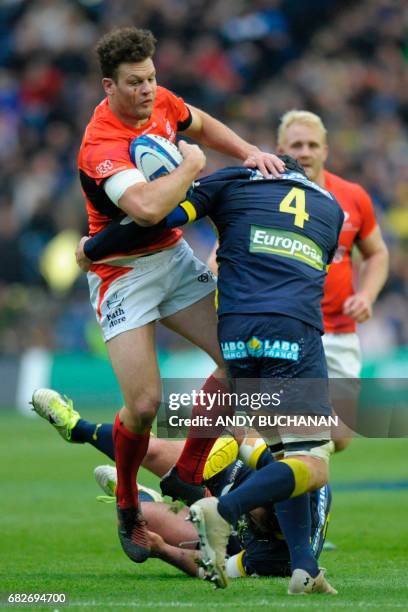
[203,436,239,481]
[247,442,267,470]
[280,458,311,497]
[236,550,246,576]
[179,200,197,223]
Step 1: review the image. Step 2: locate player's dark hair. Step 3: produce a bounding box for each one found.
[96,27,157,80]
[278,155,306,176]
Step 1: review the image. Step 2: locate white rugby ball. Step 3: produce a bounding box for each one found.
[129,134,182,182]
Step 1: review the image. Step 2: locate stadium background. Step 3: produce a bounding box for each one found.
[1,1,407,608]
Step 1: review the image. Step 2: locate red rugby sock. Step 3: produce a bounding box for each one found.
[175,375,232,484]
[113,413,150,508]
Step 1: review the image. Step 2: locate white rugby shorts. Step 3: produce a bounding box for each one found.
[322,332,362,378]
[322,332,361,437]
[87,240,216,341]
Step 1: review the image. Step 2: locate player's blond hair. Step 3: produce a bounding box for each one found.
[277,110,327,146]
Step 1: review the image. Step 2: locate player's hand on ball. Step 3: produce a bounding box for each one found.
[243,149,285,178]
[343,291,373,323]
[178,140,206,173]
[75,236,92,272]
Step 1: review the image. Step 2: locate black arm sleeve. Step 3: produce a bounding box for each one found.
[83,219,167,261]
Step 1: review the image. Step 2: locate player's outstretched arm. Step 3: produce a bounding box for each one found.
[76,197,205,265]
[185,105,285,178]
[148,530,200,577]
[141,502,200,577]
[76,176,213,266]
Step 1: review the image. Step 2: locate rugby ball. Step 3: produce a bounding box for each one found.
[129,134,182,182]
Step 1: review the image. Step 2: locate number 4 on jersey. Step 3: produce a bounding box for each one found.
[279,187,309,228]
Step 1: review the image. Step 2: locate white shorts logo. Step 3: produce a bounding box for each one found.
[106,292,126,328]
[107,293,123,310]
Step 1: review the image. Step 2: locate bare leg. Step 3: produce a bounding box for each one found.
[162,291,224,369]
[107,323,161,433]
[105,323,162,561]
[142,438,184,477]
[162,293,232,486]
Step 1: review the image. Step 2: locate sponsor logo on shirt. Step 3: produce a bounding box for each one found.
[249,169,333,199]
[165,120,176,141]
[341,211,358,232]
[249,226,324,271]
[96,159,114,176]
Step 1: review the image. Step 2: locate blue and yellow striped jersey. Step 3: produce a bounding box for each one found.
[169,167,344,331]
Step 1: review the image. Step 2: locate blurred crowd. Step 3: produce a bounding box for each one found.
[0,0,407,357]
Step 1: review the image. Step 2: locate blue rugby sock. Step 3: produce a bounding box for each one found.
[256,447,275,468]
[71,420,115,461]
[217,461,295,525]
[275,494,319,577]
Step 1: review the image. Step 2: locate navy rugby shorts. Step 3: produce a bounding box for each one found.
[217,313,331,445]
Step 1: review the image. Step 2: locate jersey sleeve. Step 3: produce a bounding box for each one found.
[355,185,377,240]
[83,216,167,261]
[79,134,135,182]
[327,203,345,264]
[163,88,192,131]
[183,173,229,220]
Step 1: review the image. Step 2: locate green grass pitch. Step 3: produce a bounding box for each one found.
[1,411,408,610]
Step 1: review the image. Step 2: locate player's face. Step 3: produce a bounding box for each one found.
[278,123,328,183]
[103,59,157,123]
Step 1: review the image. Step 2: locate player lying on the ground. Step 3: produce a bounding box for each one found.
[32,389,331,584]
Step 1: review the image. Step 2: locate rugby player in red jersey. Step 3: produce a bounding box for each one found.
[70,27,284,564]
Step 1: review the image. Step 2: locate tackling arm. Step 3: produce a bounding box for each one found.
[78,167,230,266]
[185,105,285,178]
[82,195,211,262]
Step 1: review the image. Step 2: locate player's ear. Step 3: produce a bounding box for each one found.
[322,143,329,163]
[102,78,115,96]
